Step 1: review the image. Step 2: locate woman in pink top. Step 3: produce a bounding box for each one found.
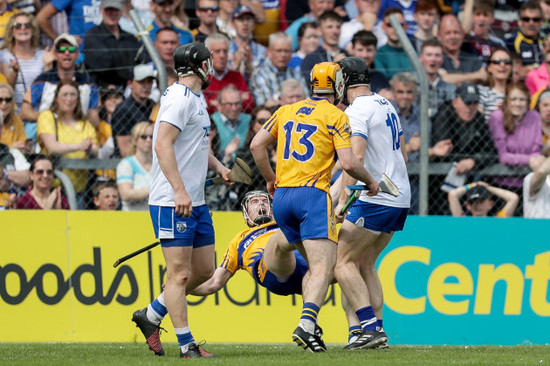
[525,37,550,96]
[488,83,545,190]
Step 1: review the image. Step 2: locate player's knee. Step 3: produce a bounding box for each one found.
[167,270,191,286]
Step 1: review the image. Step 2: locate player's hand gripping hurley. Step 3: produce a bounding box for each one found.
[339,173,400,215]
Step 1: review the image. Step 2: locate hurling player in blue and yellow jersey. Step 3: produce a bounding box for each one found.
[191,191,310,298]
[250,62,380,352]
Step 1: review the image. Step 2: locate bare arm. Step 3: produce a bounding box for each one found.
[484,184,519,217]
[20,100,39,122]
[116,136,132,157]
[87,108,100,128]
[529,156,550,197]
[448,185,467,216]
[439,67,487,86]
[190,267,234,296]
[208,150,231,179]
[4,169,31,188]
[117,182,149,202]
[461,0,473,34]
[336,136,378,194]
[40,133,94,155]
[240,0,265,23]
[250,128,277,195]
[36,3,59,41]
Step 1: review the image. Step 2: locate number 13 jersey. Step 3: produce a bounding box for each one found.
[262,96,351,194]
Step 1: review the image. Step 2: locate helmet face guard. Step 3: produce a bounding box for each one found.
[310,62,345,105]
[241,191,273,227]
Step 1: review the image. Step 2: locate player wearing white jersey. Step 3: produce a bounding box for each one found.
[333,57,411,350]
[132,43,230,359]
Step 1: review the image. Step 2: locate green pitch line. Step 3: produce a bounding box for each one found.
[0,343,548,365]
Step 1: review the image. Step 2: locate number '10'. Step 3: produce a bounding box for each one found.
[385,113,400,151]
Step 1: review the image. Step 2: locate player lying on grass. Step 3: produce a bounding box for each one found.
[132,190,325,355]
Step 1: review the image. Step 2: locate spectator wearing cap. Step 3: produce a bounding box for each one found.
[83,0,140,89]
[191,0,220,43]
[146,0,194,45]
[228,5,266,80]
[300,10,347,89]
[449,181,519,217]
[36,0,101,49]
[111,64,156,157]
[249,32,308,106]
[430,82,498,214]
[203,32,255,114]
[20,33,100,131]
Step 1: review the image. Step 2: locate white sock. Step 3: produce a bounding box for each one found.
[299,319,315,334]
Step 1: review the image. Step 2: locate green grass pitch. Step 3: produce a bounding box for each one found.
[1,343,549,365]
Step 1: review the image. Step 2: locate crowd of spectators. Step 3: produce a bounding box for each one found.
[0,0,549,218]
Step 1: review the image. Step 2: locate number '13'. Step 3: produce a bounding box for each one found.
[282,120,318,162]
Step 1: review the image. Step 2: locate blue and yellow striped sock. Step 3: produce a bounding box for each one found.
[299,302,320,333]
[356,306,377,331]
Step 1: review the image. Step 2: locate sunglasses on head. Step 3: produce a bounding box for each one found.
[0,97,13,103]
[13,22,32,29]
[198,6,219,12]
[139,134,153,140]
[56,46,77,53]
[34,169,54,176]
[489,58,512,65]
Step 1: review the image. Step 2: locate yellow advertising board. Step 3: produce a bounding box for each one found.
[0,211,347,344]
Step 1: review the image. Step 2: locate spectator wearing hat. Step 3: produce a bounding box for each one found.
[111,64,156,157]
[191,0,220,43]
[430,82,498,214]
[20,33,100,130]
[203,33,254,114]
[449,181,519,217]
[228,5,266,80]
[36,0,101,48]
[146,0,193,45]
[83,0,140,89]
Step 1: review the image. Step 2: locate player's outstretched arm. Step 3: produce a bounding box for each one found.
[190,267,234,296]
[336,139,379,196]
[208,152,232,184]
[250,129,277,195]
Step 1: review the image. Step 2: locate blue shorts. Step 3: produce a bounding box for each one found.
[345,201,408,233]
[149,204,215,248]
[256,251,309,296]
[273,187,337,244]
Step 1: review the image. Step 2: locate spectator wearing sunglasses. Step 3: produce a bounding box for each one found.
[191,0,220,43]
[478,48,513,122]
[374,8,413,79]
[0,13,52,133]
[116,121,153,211]
[505,2,545,78]
[83,0,140,89]
[15,155,70,209]
[20,33,100,135]
[0,82,27,152]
